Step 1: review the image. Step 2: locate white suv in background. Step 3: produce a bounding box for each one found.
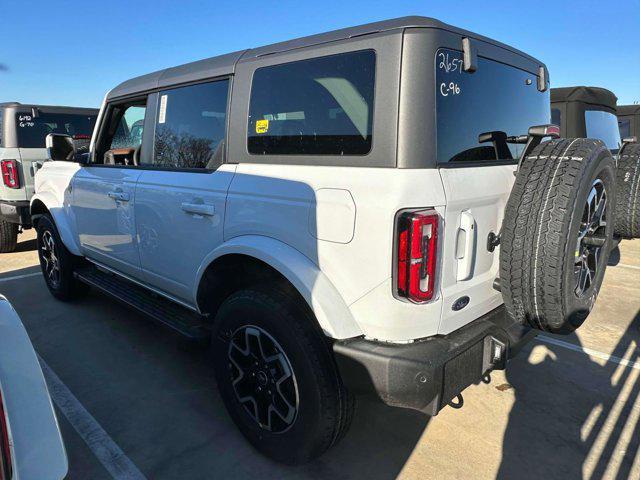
[0,103,97,252]
[32,17,630,464]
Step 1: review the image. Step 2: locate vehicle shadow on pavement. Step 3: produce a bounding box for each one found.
[13,236,37,253]
[498,310,640,480]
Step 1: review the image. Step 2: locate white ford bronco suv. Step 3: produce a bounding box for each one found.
[32,17,628,464]
[0,103,97,252]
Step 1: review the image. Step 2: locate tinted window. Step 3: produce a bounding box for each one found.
[436,49,550,163]
[16,112,96,148]
[551,108,562,128]
[248,50,376,156]
[150,80,229,170]
[585,110,621,152]
[619,118,631,139]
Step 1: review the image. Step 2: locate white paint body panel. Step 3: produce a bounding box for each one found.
[135,164,237,302]
[0,295,67,480]
[438,165,516,335]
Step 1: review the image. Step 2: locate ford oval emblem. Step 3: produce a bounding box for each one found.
[452,296,470,311]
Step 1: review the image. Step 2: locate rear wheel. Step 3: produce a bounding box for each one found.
[36,215,89,301]
[614,142,640,238]
[500,138,616,334]
[211,288,354,464]
[0,220,18,253]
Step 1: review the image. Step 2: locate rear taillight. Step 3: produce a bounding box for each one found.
[0,160,19,189]
[0,390,12,480]
[396,209,439,303]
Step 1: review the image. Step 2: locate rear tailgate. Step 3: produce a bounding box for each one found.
[433,48,550,335]
[438,165,515,334]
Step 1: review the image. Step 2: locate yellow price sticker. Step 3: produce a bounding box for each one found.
[256,119,269,134]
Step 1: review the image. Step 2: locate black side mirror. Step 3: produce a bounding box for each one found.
[46,133,76,161]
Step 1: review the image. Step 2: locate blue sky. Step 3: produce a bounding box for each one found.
[2,0,638,107]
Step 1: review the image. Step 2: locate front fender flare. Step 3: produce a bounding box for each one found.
[194,236,363,340]
[30,192,81,256]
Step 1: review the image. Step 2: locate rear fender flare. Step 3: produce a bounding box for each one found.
[193,235,363,340]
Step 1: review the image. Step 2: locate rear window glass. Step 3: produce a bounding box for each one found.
[618,118,631,139]
[248,50,376,156]
[15,112,96,148]
[585,110,621,153]
[436,49,550,163]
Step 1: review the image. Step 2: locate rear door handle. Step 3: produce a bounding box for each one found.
[107,191,130,202]
[456,211,476,281]
[181,202,215,216]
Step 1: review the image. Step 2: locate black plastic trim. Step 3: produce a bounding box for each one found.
[333,305,536,415]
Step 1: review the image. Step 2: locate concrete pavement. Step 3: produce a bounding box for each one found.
[1,230,638,479]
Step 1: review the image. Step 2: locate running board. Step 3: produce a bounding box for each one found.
[74,266,210,340]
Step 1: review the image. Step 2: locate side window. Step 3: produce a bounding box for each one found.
[97,99,147,166]
[619,118,631,139]
[248,50,376,156]
[551,108,562,128]
[148,80,229,170]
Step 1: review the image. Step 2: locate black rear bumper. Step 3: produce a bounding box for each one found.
[0,200,31,227]
[333,305,536,415]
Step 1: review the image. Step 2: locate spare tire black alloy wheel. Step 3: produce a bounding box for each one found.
[40,230,61,289]
[500,138,616,334]
[228,325,299,433]
[575,179,607,296]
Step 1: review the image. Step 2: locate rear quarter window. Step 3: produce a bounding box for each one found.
[247,50,376,156]
[436,48,550,164]
[585,110,621,152]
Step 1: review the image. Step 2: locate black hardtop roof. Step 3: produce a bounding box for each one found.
[0,102,98,114]
[618,104,640,116]
[551,86,618,110]
[107,16,546,100]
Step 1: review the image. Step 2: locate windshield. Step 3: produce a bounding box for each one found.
[15,111,97,148]
[585,110,621,153]
[436,49,550,163]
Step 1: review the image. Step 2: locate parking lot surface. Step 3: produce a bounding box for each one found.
[1,229,639,480]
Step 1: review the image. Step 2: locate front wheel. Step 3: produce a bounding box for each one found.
[36,215,89,301]
[211,288,354,464]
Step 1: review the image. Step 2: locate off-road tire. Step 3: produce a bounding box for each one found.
[614,142,640,238]
[36,214,89,301]
[500,138,616,334]
[211,287,355,464]
[0,220,18,253]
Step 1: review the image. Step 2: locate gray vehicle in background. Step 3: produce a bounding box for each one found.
[550,86,621,152]
[0,103,98,252]
[617,104,640,140]
[550,87,640,239]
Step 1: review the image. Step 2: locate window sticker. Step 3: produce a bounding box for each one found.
[158,95,168,124]
[256,119,269,134]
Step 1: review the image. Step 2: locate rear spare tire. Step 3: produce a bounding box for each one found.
[0,220,18,253]
[614,142,640,238]
[500,138,616,334]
